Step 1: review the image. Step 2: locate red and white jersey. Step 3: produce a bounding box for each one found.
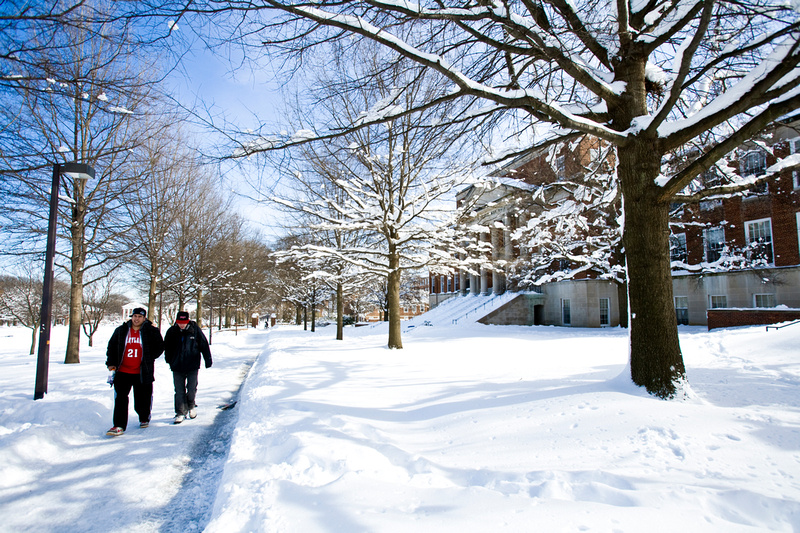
[118,327,143,374]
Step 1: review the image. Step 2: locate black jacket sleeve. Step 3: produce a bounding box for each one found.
[163,326,178,365]
[196,325,212,368]
[147,324,165,359]
[105,323,126,368]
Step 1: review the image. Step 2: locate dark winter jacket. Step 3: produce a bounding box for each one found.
[164,321,212,373]
[105,319,165,382]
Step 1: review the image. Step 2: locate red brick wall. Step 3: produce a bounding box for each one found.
[675,165,800,268]
[707,309,800,330]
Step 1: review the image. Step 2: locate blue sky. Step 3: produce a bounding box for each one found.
[166,31,288,242]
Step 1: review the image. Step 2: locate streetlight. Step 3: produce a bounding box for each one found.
[34,162,95,400]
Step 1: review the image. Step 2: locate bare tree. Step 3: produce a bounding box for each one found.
[272,51,476,348]
[1,8,171,364]
[81,272,126,347]
[0,272,43,355]
[0,264,71,354]
[121,125,200,325]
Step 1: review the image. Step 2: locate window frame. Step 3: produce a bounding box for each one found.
[703,226,725,263]
[797,212,800,254]
[599,298,610,327]
[670,232,687,263]
[741,149,767,177]
[792,139,800,190]
[754,294,776,308]
[674,296,689,325]
[744,217,774,265]
[561,298,571,326]
[555,154,566,180]
[709,295,728,309]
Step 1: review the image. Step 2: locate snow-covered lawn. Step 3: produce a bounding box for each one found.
[1,321,799,531]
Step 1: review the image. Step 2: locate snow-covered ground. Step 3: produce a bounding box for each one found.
[1,320,799,532]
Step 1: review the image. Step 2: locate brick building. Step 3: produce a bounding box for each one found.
[430,120,800,327]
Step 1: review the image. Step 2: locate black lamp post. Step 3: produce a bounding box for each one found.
[34,162,95,400]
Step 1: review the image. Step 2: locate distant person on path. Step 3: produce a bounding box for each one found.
[164,311,212,424]
[105,307,165,437]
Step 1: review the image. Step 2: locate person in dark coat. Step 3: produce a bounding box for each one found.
[105,307,165,436]
[163,311,212,424]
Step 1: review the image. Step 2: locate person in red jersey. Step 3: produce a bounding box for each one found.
[104,307,164,436]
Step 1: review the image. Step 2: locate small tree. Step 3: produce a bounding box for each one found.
[0,273,43,355]
[81,275,125,347]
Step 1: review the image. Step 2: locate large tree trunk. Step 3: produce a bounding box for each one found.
[147,267,158,321]
[387,247,402,349]
[336,282,344,341]
[616,280,628,328]
[196,289,204,328]
[618,146,686,398]
[29,327,36,355]
[64,243,85,364]
[311,291,316,332]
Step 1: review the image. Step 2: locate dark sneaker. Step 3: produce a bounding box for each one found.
[106,427,124,436]
[140,421,149,428]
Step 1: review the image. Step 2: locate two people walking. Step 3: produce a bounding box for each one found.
[105,308,212,436]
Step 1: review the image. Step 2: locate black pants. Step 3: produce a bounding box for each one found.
[173,370,198,416]
[113,371,153,430]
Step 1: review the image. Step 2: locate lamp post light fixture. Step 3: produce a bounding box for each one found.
[34,162,96,401]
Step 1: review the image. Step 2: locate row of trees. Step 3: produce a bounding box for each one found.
[0,2,277,363]
[146,0,800,399]
[6,1,800,401]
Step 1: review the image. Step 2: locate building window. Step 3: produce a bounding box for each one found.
[702,168,725,187]
[704,226,725,263]
[700,199,723,211]
[745,218,774,264]
[754,294,775,308]
[709,295,727,309]
[670,233,687,263]
[561,299,571,326]
[599,298,609,326]
[792,139,800,190]
[797,212,800,253]
[741,150,767,177]
[675,296,689,325]
[556,155,566,180]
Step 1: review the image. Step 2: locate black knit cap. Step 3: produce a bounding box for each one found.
[130,307,146,317]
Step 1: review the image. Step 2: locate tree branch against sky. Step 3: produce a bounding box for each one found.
[150,0,800,398]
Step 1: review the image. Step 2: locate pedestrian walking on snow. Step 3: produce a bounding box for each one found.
[164,311,212,424]
[105,307,165,436]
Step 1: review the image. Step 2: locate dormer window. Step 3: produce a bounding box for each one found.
[741,150,766,177]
